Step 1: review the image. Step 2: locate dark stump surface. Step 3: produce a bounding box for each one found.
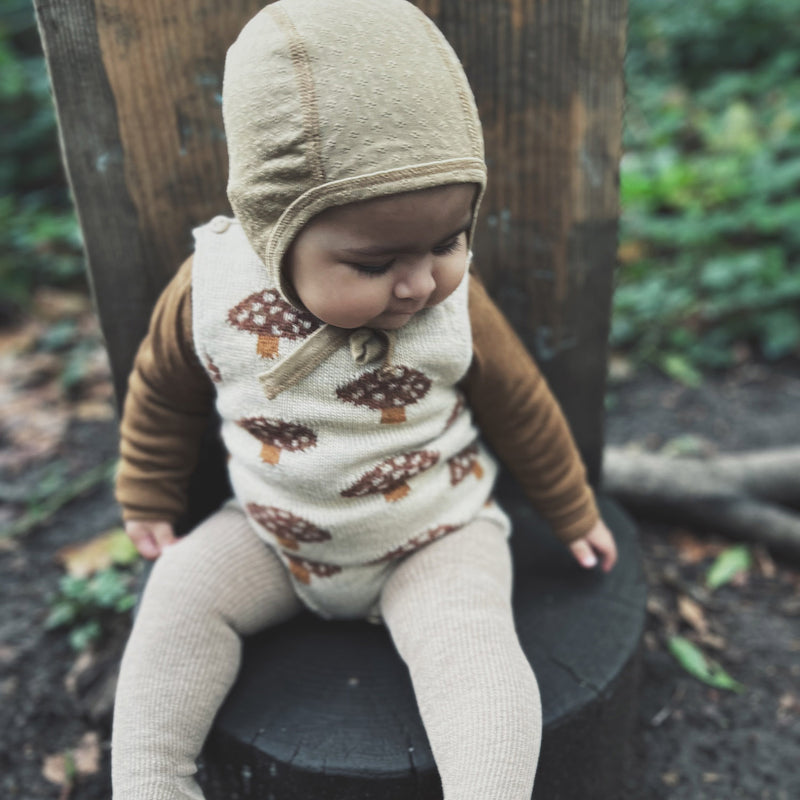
[202,488,646,800]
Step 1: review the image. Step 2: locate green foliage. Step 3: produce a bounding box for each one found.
[0,0,84,315]
[615,0,800,375]
[45,566,139,651]
[706,545,752,590]
[668,635,745,692]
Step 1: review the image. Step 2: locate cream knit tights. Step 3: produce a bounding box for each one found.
[111,509,541,800]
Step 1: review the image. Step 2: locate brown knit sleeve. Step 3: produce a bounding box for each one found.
[463,272,599,543]
[115,255,215,523]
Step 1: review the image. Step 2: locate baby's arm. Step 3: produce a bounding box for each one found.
[117,256,215,559]
[463,272,617,570]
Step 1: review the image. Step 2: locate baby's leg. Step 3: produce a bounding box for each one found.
[112,506,302,800]
[380,519,541,800]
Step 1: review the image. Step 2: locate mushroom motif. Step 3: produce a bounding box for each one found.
[444,393,465,430]
[341,450,439,503]
[228,288,320,359]
[336,365,431,424]
[237,416,317,464]
[246,504,331,551]
[369,524,458,564]
[204,354,222,383]
[448,443,484,486]
[284,553,342,585]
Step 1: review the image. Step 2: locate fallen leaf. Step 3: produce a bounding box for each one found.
[64,651,96,695]
[42,753,73,787]
[41,733,100,791]
[702,772,722,784]
[0,321,41,357]
[669,529,719,565]
[33,288,92,321]
[777,692,800,722]
[56,528,137,578]
[706,545,751,590]
[618,240,646,264]
[73,400,115,422]
[697,631,727,651]
[661,771,680,786]
[668,635,745,693]
[72,732,101,776]
[678,594,709,635]
[753,545,776,579]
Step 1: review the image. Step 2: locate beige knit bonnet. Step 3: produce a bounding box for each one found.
[223,0,486,306]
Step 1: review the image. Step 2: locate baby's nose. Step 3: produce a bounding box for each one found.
[395,260,436,300]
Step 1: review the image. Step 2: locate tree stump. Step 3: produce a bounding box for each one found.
[201,490,645,799]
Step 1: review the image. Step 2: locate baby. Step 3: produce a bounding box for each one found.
[112,1,617,798]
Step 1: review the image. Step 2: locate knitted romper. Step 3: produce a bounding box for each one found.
[192,217,510,620]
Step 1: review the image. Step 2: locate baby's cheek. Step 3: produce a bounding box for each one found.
[431,259,466,306]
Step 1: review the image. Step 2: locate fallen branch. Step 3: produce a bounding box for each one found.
[602,446,800,561]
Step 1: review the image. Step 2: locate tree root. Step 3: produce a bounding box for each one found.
[602,447,800,561]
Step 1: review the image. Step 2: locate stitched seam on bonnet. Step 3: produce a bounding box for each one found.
[267,158,485,263]
[268,5,325,183]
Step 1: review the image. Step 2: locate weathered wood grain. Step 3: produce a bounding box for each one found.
[35,0,263,403]
[420,0,627,482]
[37,0,626,484]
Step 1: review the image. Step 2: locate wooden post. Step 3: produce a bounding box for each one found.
[418,0,627,483]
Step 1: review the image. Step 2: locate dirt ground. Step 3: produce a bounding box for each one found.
[1,358,800,799]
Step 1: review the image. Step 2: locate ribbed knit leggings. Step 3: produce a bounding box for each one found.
[111,506,541,799]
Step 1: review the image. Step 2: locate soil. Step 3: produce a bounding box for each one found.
[2,362,800,799]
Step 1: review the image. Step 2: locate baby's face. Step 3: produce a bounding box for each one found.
[284,184,476,329]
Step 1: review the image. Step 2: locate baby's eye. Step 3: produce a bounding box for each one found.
[432,236,464,257]
[349,259,395,277]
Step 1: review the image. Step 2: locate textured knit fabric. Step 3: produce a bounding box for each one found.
[112,505,539,800]
[192,215,509,618]
[116,259,599,543]
[111,506,303,800]
[224,0,486,306]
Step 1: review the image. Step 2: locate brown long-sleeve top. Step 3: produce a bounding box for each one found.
[116,257,599,543]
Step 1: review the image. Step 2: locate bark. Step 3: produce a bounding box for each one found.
[602,446,800,560]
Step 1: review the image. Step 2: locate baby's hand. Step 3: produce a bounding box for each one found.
[568,519,617,573]
[125,520,177,560]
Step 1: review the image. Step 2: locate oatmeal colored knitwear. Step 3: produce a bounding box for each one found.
[192,217,509,619]
[223,0,486,306]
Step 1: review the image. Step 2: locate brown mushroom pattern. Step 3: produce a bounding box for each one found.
[341,450,439,503]
[369,524,458,564]
[444,393,465,430]
[246,504,331,551]
[204,354,222,383]
[448,443,484,486]
[237,416,317,464]
[336,365,431,424]
[228,289,320,359]
[284,553,342,585]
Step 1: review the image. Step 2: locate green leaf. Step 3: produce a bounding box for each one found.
[44,601,77,630]
[659,353,703,387]
[706,545,752,590]
[108,529,141,567]
[668,636,745,693]
[88,569,129,608]
[69,620,102,652]
[115,594,137,614]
